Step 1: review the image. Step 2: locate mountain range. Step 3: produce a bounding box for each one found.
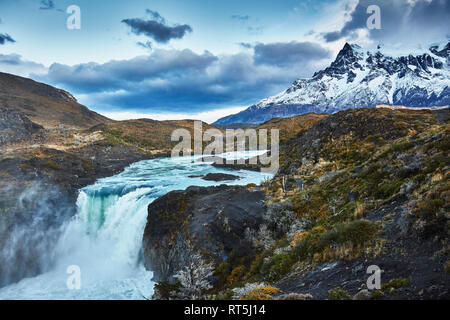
[214,42,450,125]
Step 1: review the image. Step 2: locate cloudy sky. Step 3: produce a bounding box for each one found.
[0,0,448,122]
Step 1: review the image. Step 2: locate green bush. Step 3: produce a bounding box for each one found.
[318,219,378,249]
[266,253,295,281]
[328,287,352,300]
[444,261,450,275]
[381,278,409,291]
[153,281,181,300]
[214,262,230,287]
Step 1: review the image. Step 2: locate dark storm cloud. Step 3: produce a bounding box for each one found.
[39,0,55,10]
[323,0,450,44]
[145,10,166,23]
[254,41,331,67]
[122,10,192,43]
[31,40,332,113]
[43,49,218,93]
[0,33,15,45]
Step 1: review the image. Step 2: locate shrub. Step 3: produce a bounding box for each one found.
[232,282,266,299]
[264,201,297,238]
[381,278,409,292]
[152,281,181,300]
[368,278,410,299]
[415,198,445,220]
[444,261,450,275]
[228,265,246,285]
[44,161,62,170]
[354,202,365,219]
[371,289,384,299]
[373,179,403,199]
[214,262,230,287]
[240,286,281,300]
[318,220,378,249]
[247,255,265,281]
[290,232,309,247]
[328,287,352,300]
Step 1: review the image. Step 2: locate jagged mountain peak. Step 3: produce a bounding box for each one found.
[430,41,450,61]
[214,42,450,125]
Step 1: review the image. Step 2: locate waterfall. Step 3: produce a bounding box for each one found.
[0,152,272,299]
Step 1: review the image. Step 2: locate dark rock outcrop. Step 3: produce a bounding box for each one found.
[0,106,43,144]
[142,185,265,282]
[201,173,240,181]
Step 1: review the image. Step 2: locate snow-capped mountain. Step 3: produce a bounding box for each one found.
[214,42,450,125]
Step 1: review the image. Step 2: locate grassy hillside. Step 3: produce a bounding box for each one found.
[199,107,450,300]
[256,113,329,143]
[102,118,220,152]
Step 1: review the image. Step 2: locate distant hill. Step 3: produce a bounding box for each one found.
[0,72,110,129]
[214,123,256,130]
[0,72,224,154]
[100,118,221,152]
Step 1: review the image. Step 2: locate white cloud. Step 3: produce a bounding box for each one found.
[0,54,47,77]
[100,106,248,124]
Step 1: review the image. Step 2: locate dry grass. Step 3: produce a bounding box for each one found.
[354,203,365,219]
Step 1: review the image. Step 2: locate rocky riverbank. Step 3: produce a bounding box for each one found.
[143,108,449,300]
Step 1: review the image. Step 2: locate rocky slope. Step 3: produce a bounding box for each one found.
[0,106,44,145]
[146,107,449,300]
[214,42,450,125]
[0,72,110,129]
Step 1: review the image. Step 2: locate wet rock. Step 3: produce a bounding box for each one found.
[201,173,240,182]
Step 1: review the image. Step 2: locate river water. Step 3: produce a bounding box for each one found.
[0,151,271,299]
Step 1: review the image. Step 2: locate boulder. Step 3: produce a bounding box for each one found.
[353,289,372,300]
